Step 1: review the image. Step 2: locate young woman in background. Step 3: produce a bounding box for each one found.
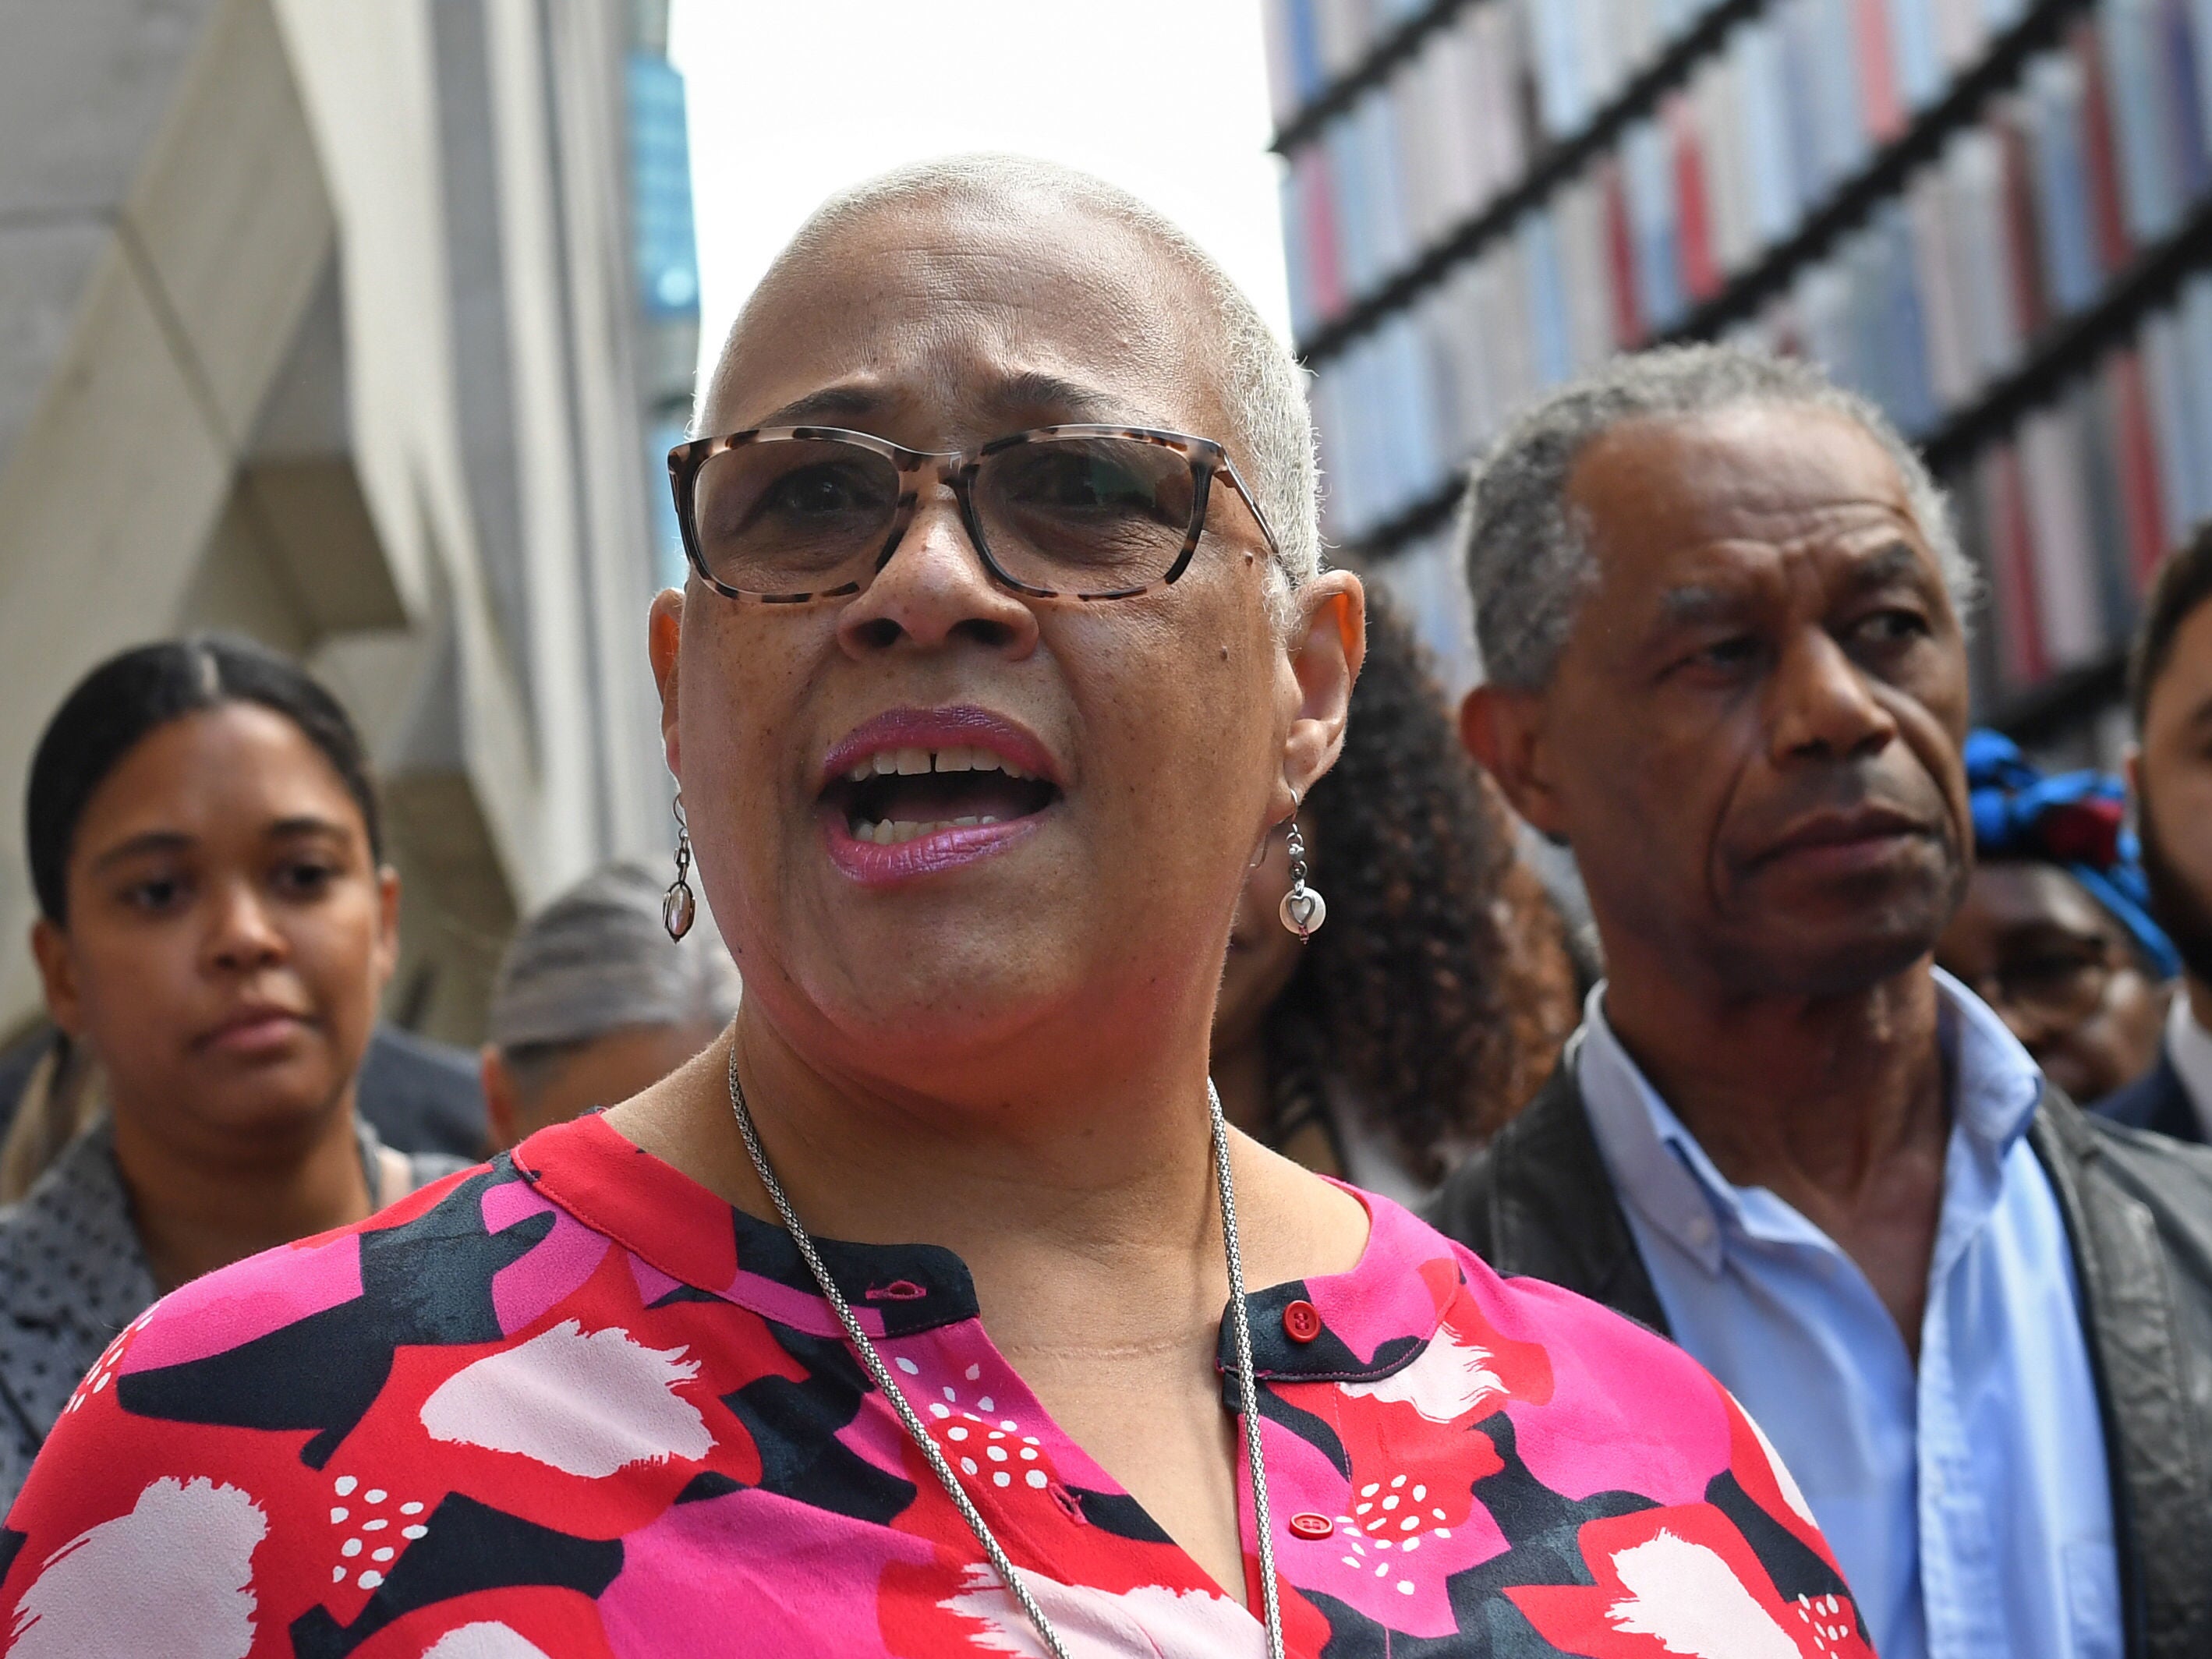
[1211,594,1577,1205]
[0,635,464,1502]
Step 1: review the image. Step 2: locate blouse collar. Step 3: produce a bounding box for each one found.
[516,1111,1445,1383]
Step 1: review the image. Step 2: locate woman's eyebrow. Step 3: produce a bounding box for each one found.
[266,815,352,843]
[979,370,1158,427]
[89,830,193,871]
[752,373,1161,436]
[756,384,892,428]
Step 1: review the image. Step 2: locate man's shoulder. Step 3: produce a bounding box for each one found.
[1425,1057,1591,1252]
[356,1024,488,1159]
[2034,1089,2212,1347]
[2093,1051,2203,1143]
[1425,1055,1675,1336]
[2051,1090,2212,1232]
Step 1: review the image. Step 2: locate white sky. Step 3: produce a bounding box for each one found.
[667,1,1293,401]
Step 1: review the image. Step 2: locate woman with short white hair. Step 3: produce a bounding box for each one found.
[2,161,1865,1658]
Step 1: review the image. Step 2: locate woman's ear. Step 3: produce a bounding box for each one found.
[1279,572,1366,816]
[29,918,84,1039]
[649,589,685,778]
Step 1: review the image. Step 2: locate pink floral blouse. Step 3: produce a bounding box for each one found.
[0,1112,1873,1657]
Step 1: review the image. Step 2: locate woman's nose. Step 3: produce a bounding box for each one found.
[204,882,288,971]
[835,487,1040,658]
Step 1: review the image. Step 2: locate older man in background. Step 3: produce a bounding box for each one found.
[1429,346,2212,1659]
[480,861,740,1148]
[2102,532,2212,1143]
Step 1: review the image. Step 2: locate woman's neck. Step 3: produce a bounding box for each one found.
[108,1095,374,1294]
[609,1006,1368,1349]
[1209,1033,1272,1141]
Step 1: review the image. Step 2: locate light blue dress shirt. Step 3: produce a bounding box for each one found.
[1577,969,2118,1659]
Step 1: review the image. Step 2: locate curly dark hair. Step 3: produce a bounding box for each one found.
[1263,592,1576,1187]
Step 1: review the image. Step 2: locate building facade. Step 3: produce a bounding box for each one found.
[0,0,700,1044]
[1267,0,2212,756]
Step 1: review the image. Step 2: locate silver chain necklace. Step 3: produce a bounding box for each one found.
[725,1045,1286,1659]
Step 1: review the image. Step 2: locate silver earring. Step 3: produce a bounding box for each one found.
[664,794,697,941]
[1278,790,1325,941]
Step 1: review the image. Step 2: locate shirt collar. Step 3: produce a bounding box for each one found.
[518,1112,980,1338]
[1577,985,1738,1275]
[1934,964,2047,1155]
[1219,1183,1448,1386]
[519,1112,1441,1385]
[1577,970,2046,1278]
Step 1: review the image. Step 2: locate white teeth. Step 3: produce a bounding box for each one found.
[844,745,1039,779]
[855,815,1007,844]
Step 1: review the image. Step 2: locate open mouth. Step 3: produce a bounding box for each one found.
[820,745,1060,845]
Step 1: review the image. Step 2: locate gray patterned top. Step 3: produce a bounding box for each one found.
[0,1116,467,1509]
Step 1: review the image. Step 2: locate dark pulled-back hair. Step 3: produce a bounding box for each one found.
[2132,525,2212,730]
[1265,592,1576,1185]
[27,634,383,925]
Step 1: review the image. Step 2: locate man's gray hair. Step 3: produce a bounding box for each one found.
[1460,345,1977,690]
[707,154,1321,605]
[487,864,739,1084]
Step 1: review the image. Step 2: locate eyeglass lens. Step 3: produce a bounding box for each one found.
[1992,942,2115,1026]
[689,433,1199,598]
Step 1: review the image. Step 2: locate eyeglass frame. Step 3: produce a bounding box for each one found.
[1966,930,2136,1031]
[665,423,1283,605]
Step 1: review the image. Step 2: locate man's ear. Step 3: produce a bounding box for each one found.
[30,919,83,1038]
[649,588,685,778]
[2123,740,2142,802]
[1280,573,1365,812]
[481,1045,522,1151]
[1460,683,1570,842]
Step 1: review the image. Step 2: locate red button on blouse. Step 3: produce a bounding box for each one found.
[1282,1299,1322,1342]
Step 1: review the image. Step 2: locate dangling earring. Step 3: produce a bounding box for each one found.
[663,794,697,941]
[1278,789,1326,941]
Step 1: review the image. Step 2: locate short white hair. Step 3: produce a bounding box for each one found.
[1460,344,1979,690]
[706,154,1321,605]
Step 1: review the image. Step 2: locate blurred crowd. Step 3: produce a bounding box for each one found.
[4,234,2212,1649]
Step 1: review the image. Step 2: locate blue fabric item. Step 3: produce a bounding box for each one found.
[1963,729,2182,979]
[1577,971,2121,1659]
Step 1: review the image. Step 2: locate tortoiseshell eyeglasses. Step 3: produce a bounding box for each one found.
[665,424,1281,604]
